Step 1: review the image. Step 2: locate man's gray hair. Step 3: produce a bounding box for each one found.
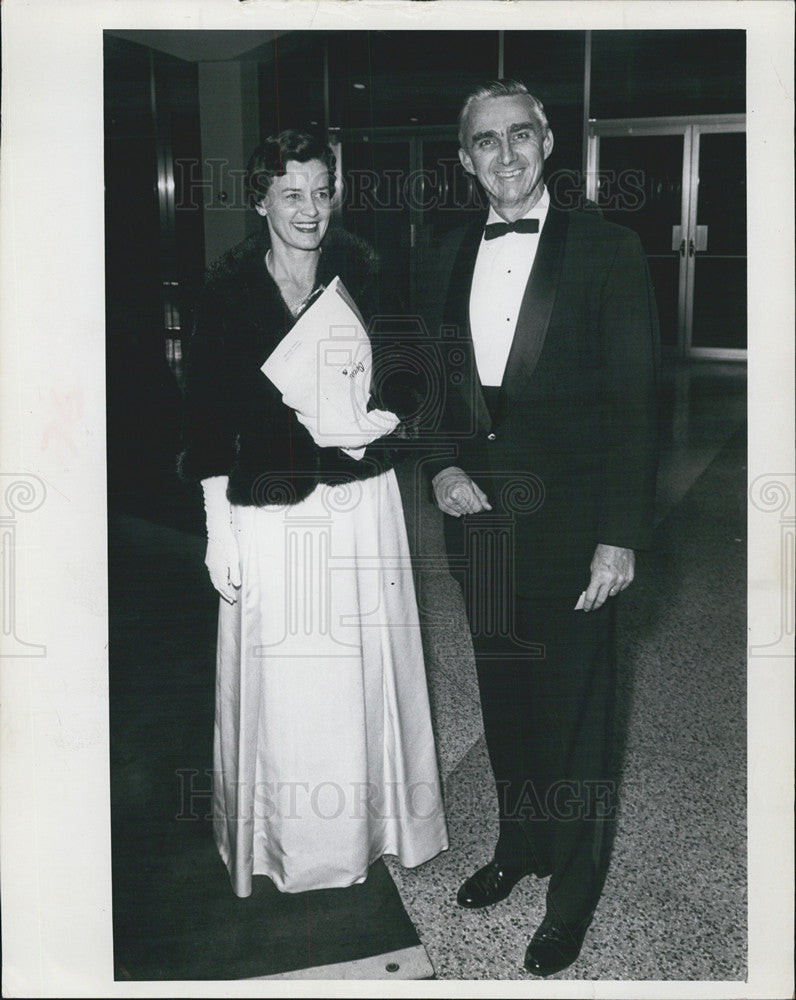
[458,79,550,147]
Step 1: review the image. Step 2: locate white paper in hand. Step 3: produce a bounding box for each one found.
[261,275,397,448]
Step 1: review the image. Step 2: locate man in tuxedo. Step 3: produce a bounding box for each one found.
[423,80,659,976]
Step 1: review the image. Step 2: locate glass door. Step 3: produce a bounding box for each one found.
[688,128,747,354]
[338,128,488,314]
[337,136,414,309]
[591,131,686,351]
[587,115,746,360]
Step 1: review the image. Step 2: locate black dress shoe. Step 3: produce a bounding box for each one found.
[456,860,529,908]
[523,912,591,976]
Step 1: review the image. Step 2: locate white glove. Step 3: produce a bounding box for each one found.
[293,406,400,456]
[200,476,241,604]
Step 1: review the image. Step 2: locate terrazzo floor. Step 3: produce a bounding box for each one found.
[385,359,749,980]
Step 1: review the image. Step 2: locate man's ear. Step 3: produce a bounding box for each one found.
[458,146,475,176]
[543,130,555,161]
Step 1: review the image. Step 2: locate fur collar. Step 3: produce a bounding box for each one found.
[204,224,379,302]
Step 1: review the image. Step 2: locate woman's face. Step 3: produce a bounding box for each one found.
[256,158,332,253]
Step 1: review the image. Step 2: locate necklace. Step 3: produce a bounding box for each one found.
[265,248,319,315]
[283,287,314,314]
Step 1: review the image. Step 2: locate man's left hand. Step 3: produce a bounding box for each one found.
[582,544,635,612]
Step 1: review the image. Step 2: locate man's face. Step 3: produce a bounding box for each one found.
[459,95,554,221]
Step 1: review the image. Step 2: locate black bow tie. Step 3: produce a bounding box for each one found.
[484,218,540,240]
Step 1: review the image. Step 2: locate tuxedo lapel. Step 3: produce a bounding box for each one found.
[444,216,492,432]
[443,217,482,332]
[501,206,570,411]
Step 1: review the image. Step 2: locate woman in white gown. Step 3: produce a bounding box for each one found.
[179,129,448,897]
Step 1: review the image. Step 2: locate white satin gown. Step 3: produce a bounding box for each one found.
[212,468,449,897]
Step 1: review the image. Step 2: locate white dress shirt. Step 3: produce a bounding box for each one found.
[469,187,550,387]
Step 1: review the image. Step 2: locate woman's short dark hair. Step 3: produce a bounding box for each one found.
[245,129,337,207]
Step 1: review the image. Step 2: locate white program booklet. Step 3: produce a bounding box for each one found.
[261,275,398,448]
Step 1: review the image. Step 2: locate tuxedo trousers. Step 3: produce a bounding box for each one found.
[466,589,619,926]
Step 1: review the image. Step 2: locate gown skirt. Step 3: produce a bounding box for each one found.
[213,467,449,897]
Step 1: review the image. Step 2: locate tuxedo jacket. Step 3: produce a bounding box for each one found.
[423,205,661,600]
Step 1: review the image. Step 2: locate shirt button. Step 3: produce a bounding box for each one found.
[487,432,496,441]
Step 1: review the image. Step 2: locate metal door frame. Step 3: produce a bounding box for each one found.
[684,119,747,359]
[586,114,746,360]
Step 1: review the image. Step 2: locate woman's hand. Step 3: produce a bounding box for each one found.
[200,476,241,604]
[293,406,400,451]
[204,536,242,604]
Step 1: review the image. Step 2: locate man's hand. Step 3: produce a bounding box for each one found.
[432,466,492,517]
[582,543,635,612]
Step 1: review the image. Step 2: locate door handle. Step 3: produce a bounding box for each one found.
[688,238,695,257]
[678,239,686,257]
